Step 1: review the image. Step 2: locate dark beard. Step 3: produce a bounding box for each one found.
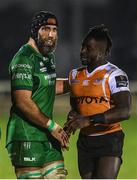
[81,59,88,66]
[36,37,56,56]
[81,57,89,66]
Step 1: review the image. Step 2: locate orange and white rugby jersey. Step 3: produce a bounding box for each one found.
[69,62,130,136]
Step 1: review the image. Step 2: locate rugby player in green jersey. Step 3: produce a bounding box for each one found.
[6,11,69,179]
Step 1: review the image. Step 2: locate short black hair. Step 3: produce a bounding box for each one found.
[83,24,112,53]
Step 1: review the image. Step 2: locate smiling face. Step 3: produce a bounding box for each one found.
[80,38,108,67]
[36,21,58,55]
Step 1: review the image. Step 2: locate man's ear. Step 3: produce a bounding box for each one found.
[97,52,106,59]
[105,48,111,56]
[98,52,103,57]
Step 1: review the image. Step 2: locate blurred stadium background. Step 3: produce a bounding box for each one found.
[0,0,137,178]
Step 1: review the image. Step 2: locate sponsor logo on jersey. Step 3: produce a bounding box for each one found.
[51,64,55,69]
[44,73,56,80]
[12,73,32,80]
[50,58,54,64]
[71,96,108,104]
[50,58,55,69]
[40,61,44,67]
[24,157,36,162]
[82,80,90,86]
[40,67,47,72]
[11,64,32,70]
[115,75,128,87]
[43,57,49,62]
[23,142,31,149]
[93,78,103,85]
[49,79,55,85]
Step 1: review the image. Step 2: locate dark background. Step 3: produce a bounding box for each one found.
[0,0,137,80]
[0,1,137,178]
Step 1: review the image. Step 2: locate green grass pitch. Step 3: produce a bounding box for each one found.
[0,95,137,179]
[0,113,137,179]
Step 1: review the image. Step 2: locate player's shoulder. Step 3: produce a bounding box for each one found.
[77,66,86,72]
[11,45,34,65]
[70,66,85,73]
[107,63,129,89]
[69,66,85,78]
[107,63,130,92]
[107,62,127,77]
[17,44,35,61]
[9,45,34,73]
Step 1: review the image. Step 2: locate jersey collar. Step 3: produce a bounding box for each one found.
[85,62,110,78]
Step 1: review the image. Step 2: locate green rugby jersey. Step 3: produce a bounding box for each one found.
[6,44,56,145]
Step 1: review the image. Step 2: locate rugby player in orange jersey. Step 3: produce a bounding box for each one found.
[64,24,131,179]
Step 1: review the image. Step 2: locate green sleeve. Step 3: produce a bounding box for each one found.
[10,55,34,91]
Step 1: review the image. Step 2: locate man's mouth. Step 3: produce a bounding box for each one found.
[46,39,53,45]
[81,56,88,61]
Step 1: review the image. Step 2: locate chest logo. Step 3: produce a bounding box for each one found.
[50,58,55,69]
[82,80,90,86]
[40,67,47,72]
[93,78,103,85]
[40,61,44,67]
[43,57,49,62]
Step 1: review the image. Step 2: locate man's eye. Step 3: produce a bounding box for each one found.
[41,27,49,31]
[41,27,45,30]
[53,28,57,32]
[87,45,91,49]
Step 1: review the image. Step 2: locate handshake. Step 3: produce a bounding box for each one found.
[53,110,105,150]
[63,110,78,137]
[63,110,91,137]
[53,110,91,150]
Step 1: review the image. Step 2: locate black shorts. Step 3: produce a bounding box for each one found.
[77,131,124,175]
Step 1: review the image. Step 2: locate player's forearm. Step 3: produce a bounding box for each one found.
[15,98,49,128]
[104,106,131,123]
[89,106,131,124]
[56,78,70,95]
[90,91,131,124]
[15,95,69,148]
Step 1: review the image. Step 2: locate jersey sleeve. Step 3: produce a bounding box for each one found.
[108,69,130,94]
[9,55,34,91]
[69,69,77,85]
[68,70,72,85]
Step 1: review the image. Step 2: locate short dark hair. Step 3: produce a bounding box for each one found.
[83,24,112,53]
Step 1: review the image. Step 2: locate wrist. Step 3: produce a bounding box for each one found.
[47,119,58,132]
[89,113,107,124]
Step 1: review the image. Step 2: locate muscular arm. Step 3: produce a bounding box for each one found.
[13,90,49,128]
[56,78,70,95]
[64,91,131,133]
[103,91,131,124]
[71,91,131,124]
[13,89,69,147]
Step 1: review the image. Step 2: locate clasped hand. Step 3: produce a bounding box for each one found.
[64,110,90,136]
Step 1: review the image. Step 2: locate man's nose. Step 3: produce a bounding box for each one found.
[49,30,53,37]
[81,48,86,54]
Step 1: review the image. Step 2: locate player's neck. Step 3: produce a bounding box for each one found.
[27,38,40,54]
[87,60,107,73]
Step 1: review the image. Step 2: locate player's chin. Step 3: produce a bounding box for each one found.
[44,45,55,53]
[45,40,56,47]
[81,59,88,66]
